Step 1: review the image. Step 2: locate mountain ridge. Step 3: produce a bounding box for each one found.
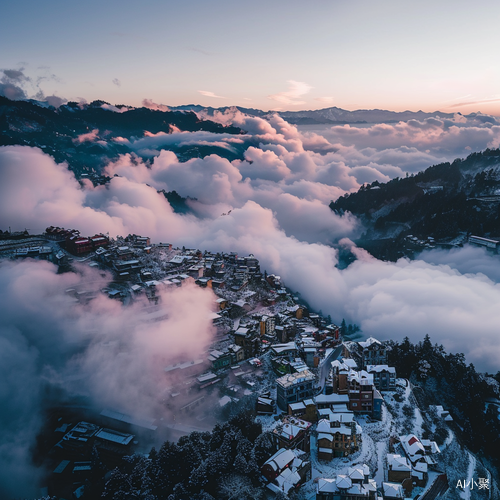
[18,96,495,125]
[330,149,500,260]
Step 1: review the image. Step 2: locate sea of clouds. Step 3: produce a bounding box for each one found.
[2,110,500,370]
[1,108,500,496]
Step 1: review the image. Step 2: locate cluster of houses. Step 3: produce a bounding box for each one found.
[45,226,110,255]
[316,464,377,500]
[7,228,451,499]
[257,332,446,499]
[262,448,311,495]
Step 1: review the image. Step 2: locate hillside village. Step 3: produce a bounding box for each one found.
[0,227,494,500]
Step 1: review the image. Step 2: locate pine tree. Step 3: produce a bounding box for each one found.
[340,318,347,336]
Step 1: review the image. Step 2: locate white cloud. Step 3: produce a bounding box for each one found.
[268,80,313,106]
[198,90,226,99]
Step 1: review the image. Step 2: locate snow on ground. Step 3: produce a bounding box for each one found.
[255,413,278,433]
[442,428,454,450]
[318,348,334,369]
[459,452,477,500]
[285,377,491,499]
[374,440,387,485]
[414,406,424,437]
[299,405,394,499]
[298,433,355,500]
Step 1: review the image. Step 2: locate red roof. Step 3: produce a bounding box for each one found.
[408,436,418,446]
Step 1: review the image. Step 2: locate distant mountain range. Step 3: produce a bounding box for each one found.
[6,95,486,128]
[4,95,477,178]
[169,104,460,124]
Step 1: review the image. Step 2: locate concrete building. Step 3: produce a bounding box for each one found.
[276,370,315,410]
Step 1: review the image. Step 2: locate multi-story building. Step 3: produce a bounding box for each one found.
[234,327,260,359]
[348,371,374,413]
[316,419,360,459]
[276,370,315,410]
[330,363,383,419]
[366,365,396,391]
[358,337,387,369]
[260,315,276,337]
[271,416,312,452]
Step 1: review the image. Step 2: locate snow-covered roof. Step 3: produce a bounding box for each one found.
[316,419,332,434]
[318,432,334,442]
[95,428,134,446]
[257,397,273,405]
[329,412,354,424]
[343,358,358,369]
[169,255,188,264]
[197,373,218,383]
[271,342,297,354]
[275,467,301,494]
[331,359,351,372]
[315,393,349,405]
[209,349,225,359]
[421,439,441,454]
[316,419,352,436]
[218,396,232,407]
[348,369,374,385]
[336,475,352,489]
[264,448,295,472]
[400,434,425,458]
[387,454,411,472]
[333,426,352,436]
[412,460,428,473]
[366,364,396,373]
[382,482,404,498]
[273,417,311,440]
[358,337,382,348]
[276,369,315,388]
[346,466,364,481]
[317,478,337,493]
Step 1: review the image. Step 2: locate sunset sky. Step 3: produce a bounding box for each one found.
[3,0,500,114]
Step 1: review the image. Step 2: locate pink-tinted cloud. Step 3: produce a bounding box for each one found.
[268,80,313,106]
[3,145,500,375]
[198,90,226,99]
[0,259,216,497]
[73,128,99,143]
[141,99,170,111]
